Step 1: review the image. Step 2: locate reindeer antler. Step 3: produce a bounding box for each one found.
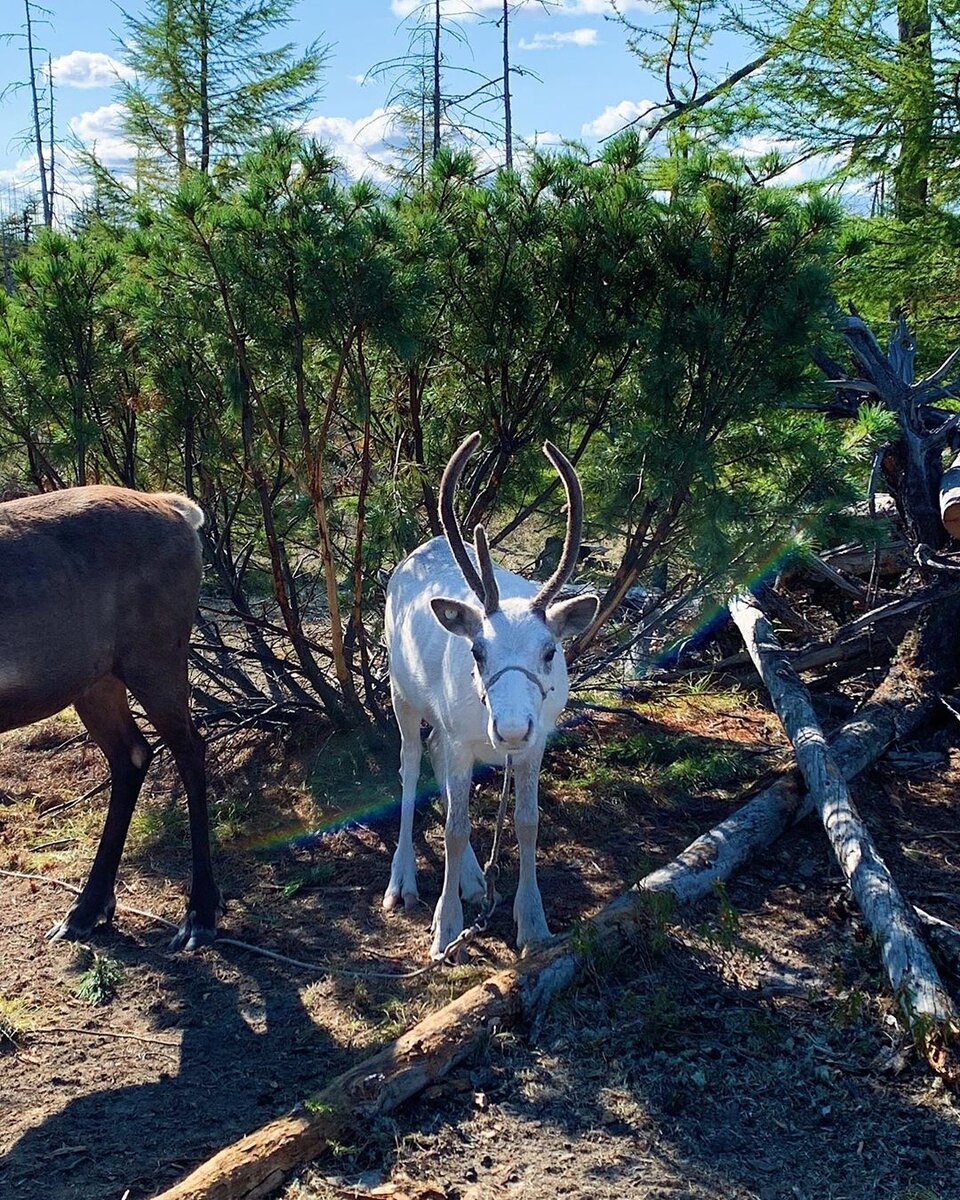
[438,432,500,614]
[531,441,584,613]
[473,524,499,615]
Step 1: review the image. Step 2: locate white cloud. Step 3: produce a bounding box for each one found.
[304,106,406,181]
[519,28,598,50]
[69,102,137,167]
[735,134,841,186]
[581,99,657,139]
[390,0,499,18]
[0,156,43,193]
[51,50,133,89]
[390,0,650,14]
[555,0,653,12]
[525,130,564,146]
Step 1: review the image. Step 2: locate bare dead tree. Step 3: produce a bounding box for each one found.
[432,0,442,158]
[23,0,51,227]
[501,0,512,168]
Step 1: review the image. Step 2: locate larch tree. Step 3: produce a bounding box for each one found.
[118,0,327,179]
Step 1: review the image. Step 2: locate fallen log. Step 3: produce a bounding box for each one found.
[663,580,947,684]
[151,686,946,1199]
[940,451,960,538]
[819,541,913,579]
[802,552,869,598]
[729,590,960,1080]
[665,628,883,682]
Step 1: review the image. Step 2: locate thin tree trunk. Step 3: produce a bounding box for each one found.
[167,0,188,172]
[295,336,362,716]
[46,53,54,224]
[24,0,51,227]
[894,0,933,220]
[432,0,442,159]
[199,0,210,172]
[502,0,513,169]
[730,590,960,1077]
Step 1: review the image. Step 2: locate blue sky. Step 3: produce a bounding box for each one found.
[0,0,792,217]
[0,0,680,207]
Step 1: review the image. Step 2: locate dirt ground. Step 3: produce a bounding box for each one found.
[1,686,959,1200]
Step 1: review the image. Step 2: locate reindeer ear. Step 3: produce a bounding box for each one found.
[430,597,483,639]
[544,594,598,639]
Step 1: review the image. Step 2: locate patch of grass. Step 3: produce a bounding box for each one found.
[638,984,686,1048]
[128,798,186,851]
[211,791,254,842]
[0,995,36,1051]
[831,987,871,1027]
[282,862,336,898]
[74,950,125,1006]
[377,995,411,1040]
[577,727,757,805]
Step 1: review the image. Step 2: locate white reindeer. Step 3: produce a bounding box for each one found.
[383,432,598,959]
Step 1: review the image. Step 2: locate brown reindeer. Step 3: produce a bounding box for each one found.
[0,486,219,949]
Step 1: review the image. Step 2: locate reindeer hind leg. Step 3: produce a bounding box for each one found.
[48,676,152,942]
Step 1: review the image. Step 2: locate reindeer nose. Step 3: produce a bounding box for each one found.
[494,716,534,746]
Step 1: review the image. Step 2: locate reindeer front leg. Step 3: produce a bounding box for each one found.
[513,746,551,955]
[384,696,423,912]
[430,760,473,960]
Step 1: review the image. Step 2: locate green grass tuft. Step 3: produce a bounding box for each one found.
[74,951,125,1006]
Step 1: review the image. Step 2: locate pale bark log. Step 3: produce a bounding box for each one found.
[819,541,914,578]
[940,452,960,538]
[730,590,960,1078]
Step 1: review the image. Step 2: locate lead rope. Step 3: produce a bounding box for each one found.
[437,752,514,966]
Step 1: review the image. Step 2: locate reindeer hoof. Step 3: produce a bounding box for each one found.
[170,890,221,951]
[383,885,419,913]
[170,912,218,952]
[429,939,458,964]
[518,931,555,958]
[46,895,115,943]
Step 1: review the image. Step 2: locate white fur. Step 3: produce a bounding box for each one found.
[156,494,205,531]
[384,537,594,959]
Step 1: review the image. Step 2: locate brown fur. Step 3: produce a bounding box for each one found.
[0,486,219,948]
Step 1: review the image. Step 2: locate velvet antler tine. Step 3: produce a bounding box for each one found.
[438,431,486,604]
[474,524,500,615]
[531,440,584,612]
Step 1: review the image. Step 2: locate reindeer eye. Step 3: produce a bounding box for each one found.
[544,646,556,667]
[472,644,486,668]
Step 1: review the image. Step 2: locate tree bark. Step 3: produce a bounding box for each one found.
[729,590,960,1078]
